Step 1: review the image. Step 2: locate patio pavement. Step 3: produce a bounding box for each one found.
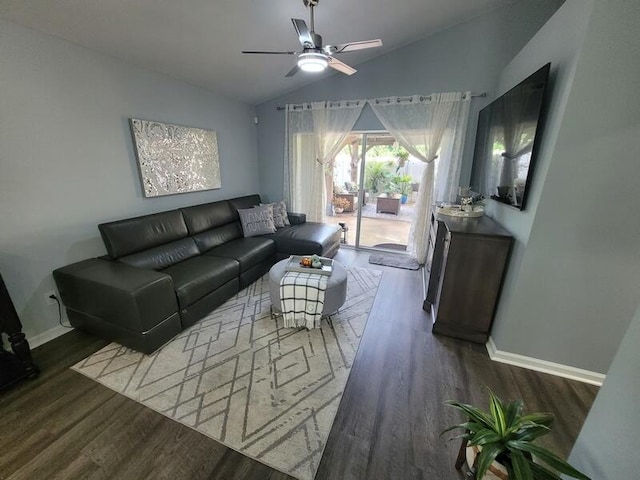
[328,199,415,248]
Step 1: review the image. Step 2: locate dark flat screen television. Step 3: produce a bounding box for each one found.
[470,63,551,210]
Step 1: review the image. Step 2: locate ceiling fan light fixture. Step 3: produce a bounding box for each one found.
[297,52,328,72]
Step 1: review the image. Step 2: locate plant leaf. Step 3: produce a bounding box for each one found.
[488,390,507,436]
[507,441,591,480]
[520,413,554,428]
[513,424,551,442]
[474,443,505,479]
[467,428,502,446]
[530,462,563,480]
[444,432,473,443]
[510,449,534,480]
[444,401,495,429]
[440,421,484,437]
[505,398,524,428]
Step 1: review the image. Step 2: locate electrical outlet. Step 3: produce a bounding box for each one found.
[45,290,57,305]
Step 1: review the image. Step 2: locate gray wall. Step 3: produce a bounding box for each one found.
[487,0,593,355]
[490,0,640,374]
[567,302,640,479]
[255,0,564,203]
[0,20,258,343]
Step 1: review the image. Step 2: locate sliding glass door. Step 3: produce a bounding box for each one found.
[329,132,423,251]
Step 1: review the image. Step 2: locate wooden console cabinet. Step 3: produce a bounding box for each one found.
[424,212,512,343]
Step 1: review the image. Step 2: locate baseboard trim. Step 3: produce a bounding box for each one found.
[28,324,74,349]
[486,337,605,386]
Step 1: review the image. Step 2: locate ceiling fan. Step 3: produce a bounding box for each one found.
[242,0,382,77]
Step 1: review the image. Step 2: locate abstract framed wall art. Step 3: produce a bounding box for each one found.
[130,118,221,197]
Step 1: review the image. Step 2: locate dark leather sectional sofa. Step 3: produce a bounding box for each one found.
[53,194,341,354]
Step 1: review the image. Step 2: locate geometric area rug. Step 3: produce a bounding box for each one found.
[72,267,382,480]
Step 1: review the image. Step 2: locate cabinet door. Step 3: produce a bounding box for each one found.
[433,234,511,343]
[424,219,446,310]
[425,232,435,274]
[431,230,451,318]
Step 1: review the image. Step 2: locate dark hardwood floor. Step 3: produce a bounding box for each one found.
[0,249,599,479]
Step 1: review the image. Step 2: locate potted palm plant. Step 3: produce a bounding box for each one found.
[442,390,591,480]
[364,161,391,198]
[391,174,413,203]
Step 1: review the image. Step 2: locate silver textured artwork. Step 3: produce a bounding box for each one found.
[130,118,221,197]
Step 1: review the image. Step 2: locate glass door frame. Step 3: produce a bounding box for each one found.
[352,130,397,251]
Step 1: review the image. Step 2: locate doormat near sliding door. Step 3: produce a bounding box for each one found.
[72,267,382,480]
[372,243,407,251]
[368,252,420,270]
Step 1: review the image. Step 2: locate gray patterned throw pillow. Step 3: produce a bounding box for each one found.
[238,205,277,237]
[278,200,291,226]
[260,203,286,228]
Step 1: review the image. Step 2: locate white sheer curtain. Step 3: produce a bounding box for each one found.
[285,101,364,222]
[369,93,471,264]
[436,99,471,203]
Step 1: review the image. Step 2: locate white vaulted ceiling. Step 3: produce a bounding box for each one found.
[0,0,516,104]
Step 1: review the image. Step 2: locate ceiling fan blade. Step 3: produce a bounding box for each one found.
[292,18,315,48]
[327,39,383,54]
[285,65,300,77]
[242,50,297,55]
[328,57,357,76]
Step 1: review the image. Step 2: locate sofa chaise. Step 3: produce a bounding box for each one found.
[53,194,341,354]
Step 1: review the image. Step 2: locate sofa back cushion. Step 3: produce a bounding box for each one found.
[99,210,189,259]
[180,199,246,253]
[192,223,243,252]
[181,200,235,234]
[228,194,262,219]
[118,238,200,270]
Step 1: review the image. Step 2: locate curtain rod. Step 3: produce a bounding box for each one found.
[275,92,487,111]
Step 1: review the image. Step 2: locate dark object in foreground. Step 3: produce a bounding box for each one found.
[0,273,39,391]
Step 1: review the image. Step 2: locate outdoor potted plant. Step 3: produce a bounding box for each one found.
[442,390,591,480]
[332,197,350,214]
[391,174,413,203]
[365,161,392,198]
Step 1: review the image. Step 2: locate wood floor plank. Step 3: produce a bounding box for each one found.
[0,250,598,480]
[47,453,106,480]
[1,378,115,476]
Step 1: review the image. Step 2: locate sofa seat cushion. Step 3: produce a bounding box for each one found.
[265,223,341,256]
[204,237,276,272]
[162,256,239,309]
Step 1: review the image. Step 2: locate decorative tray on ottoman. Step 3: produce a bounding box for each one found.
[285,255,334,276]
